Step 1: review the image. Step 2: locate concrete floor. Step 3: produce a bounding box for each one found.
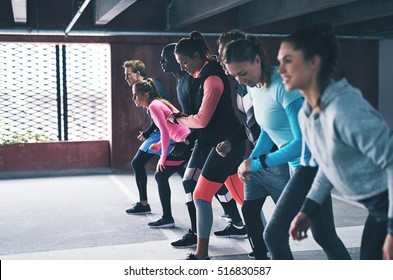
[0,173,367,260]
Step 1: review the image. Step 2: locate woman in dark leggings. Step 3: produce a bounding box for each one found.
[123,59,173,215]
[169,31,246,260]
[161,43,247,248]
[131,78,192,228]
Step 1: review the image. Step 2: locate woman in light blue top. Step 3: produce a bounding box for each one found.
[223,35,350,260]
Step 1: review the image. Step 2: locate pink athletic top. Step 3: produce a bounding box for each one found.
[149,99,190,165]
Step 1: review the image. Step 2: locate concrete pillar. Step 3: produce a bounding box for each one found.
[379,39,393,129]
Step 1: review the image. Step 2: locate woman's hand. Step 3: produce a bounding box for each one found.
[383,233,393,260]
[167,114,175,124]
[156,162,165,172]
[156,158,166,172]
[289,212,311,241]
[149,143,161,153]
[137,131,146,141]
[216,140,232,157]
[167,112,187,124]
[237,159,251,182]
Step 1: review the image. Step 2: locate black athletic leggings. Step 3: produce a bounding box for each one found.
[358,190,388,259]
[155,165,186,220]
[131,150,155,201]
[242,198,269,260]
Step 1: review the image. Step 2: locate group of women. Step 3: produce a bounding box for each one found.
[130,23,393,260]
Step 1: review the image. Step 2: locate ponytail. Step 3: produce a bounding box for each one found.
[133,78,162,101]
[133,79,179,112]
[146,78,162,99]
[175,31,211,60]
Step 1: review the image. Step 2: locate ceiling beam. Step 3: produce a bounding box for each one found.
[306,0,393,27]
[65,0,92,35]
[95,0,138,26]
[168,0,253,28]
[239,0,358,29]
[10,0,27,23]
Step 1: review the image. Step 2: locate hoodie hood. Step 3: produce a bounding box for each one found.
[321,79,362,108]
[303,79,362,117]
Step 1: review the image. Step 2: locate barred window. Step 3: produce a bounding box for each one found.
[0,43,110,144]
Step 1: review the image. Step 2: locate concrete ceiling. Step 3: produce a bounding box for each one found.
[1,0,393,39]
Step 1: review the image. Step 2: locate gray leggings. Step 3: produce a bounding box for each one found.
[264,166,351,260]
[242,163,290,259]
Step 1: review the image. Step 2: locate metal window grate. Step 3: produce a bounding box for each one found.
[0,43,110,144]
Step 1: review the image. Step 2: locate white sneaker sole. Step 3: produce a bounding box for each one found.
[148,223,175,228]
[126,211,151,215]
[214,234,247,239]
[171,243,197,248]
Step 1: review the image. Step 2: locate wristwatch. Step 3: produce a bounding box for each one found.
[184,139,190,145]
[172,114,179,124]
[259,154,268,169]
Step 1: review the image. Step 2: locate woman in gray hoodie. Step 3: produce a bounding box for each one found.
[278,23,393,259]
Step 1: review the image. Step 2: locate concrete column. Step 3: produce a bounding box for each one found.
[379,39,393,129]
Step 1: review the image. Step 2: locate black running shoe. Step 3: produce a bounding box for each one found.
[186,253,210,260]
[249,251,270,260]
[213,223,247,238]
[148,217,175,228]
[125,202,151,215]
[171,229,197,248]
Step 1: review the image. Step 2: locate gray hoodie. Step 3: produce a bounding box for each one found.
[298,79,393,232]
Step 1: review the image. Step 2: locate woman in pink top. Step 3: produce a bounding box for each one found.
[132,78,192,228]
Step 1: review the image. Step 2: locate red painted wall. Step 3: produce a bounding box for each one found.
[0,141,110,172]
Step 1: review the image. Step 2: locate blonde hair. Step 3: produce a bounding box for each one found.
[122,60,146,77]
